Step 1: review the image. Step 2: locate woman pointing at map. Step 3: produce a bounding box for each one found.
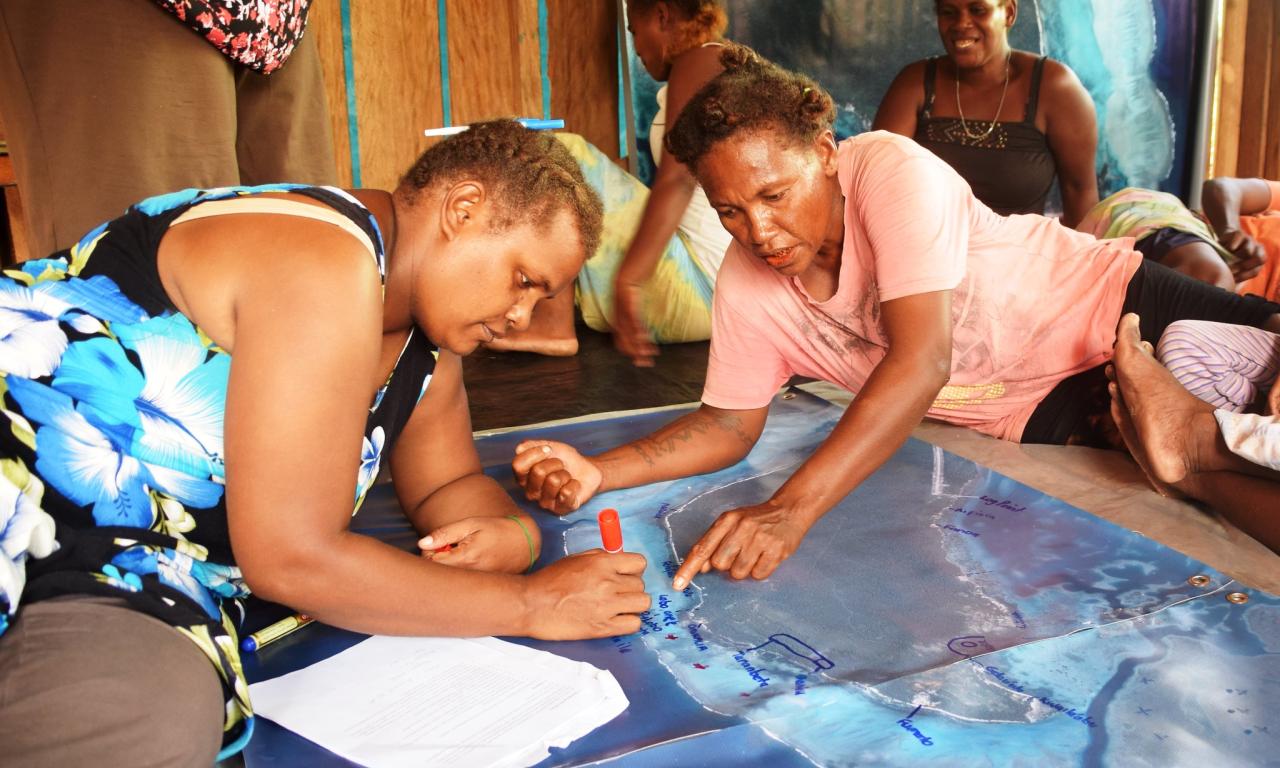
[512,46,1280,590]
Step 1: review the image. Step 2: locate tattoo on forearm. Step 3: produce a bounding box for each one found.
[629,411,755,466]
[630,442,656,468]
[708,411,757,447]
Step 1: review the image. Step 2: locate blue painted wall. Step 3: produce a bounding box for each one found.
[624,1,1203,201]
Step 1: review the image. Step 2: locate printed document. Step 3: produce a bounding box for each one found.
[248,635,628,768]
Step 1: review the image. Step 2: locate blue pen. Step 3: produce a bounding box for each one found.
[423,117,564,137]
[515,118,565,131]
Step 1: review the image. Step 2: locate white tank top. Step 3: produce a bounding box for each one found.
[648,43,732,279]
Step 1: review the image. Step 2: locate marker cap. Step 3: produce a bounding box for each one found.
[598,508,623,553]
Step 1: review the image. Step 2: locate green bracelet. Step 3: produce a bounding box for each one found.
[507,515,537,573]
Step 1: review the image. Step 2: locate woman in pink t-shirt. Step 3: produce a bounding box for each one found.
[512,46,1280,588]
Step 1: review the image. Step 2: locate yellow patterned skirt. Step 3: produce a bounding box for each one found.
[556,133,717,343]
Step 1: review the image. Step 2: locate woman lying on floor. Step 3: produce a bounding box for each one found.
[1077,177,1280,297]
[0,120,648,764]
[490,0,734,364]
[510,45,1280,590]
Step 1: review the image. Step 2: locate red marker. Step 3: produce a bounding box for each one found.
[598,508,624,553]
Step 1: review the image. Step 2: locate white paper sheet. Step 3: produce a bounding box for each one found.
[248,635,629,768]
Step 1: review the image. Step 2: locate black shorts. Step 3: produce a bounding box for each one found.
[1020,259,1280,446]
[1133,226,1214,262]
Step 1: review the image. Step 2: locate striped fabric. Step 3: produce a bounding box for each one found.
[1156,320,1280,412]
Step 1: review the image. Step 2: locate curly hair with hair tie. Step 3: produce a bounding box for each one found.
[664,44,836,171]
[628,0,728,58]
[396,119,604,258]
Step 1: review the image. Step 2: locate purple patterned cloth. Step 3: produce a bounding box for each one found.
[1157,320,1280,412]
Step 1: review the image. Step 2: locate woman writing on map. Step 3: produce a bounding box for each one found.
[0,121,648,764]
[512,46,1280,589]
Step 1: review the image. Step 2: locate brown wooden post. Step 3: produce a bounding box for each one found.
[1238,0,1274,178]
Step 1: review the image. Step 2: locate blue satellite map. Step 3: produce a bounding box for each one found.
[245,391,1279,767]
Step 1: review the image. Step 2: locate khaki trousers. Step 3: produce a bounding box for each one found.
[0,595,224,767]
[0,0,337,260]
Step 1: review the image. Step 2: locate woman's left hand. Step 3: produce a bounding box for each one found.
[419,515,535,574]
[670,500,813,589]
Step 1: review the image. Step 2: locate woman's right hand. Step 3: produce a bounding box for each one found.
[612,279,658,368]
[523,550,650,639]
[1220,228,1267,282]
[512,440,603,514]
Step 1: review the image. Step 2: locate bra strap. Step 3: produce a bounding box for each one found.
[919,57,939,120]
[170,197,377,260]
[1024,56,1048,123]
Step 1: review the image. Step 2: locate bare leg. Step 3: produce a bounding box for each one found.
[1109,338,1280,553]
[1175,471,1280,553]
[484,289,579,356]
[1111,314,1267,483]
[1159,241,1235,291]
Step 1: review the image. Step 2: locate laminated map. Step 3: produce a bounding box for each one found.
[244,390,1279,768]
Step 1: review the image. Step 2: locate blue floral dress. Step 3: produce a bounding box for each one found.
[0,185,437,757]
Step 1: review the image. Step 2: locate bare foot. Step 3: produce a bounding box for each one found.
[1111,313,1216,484]
[483,289,579,357]
[483,335,579,356]
[1108,381,1183,499]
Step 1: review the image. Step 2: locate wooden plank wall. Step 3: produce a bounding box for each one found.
[311,0,621,192]
[1212,0,1280,181]
[548,0,621,159]
[322,0,1280,195]
[447,0,541,124]
[311,0,444,191]
[9,1,1273,263]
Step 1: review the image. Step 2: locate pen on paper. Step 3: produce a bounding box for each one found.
[241,614,314,653]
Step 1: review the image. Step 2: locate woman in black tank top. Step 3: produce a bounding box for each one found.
[914,55,1054,215]
[873,0,1099,227]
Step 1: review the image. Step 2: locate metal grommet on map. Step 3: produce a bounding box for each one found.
[1187,574,1211,588]
[782,392,796,400]
[1225,592,1249,605]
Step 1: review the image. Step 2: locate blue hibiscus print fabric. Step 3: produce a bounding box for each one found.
[0,184,436,757]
